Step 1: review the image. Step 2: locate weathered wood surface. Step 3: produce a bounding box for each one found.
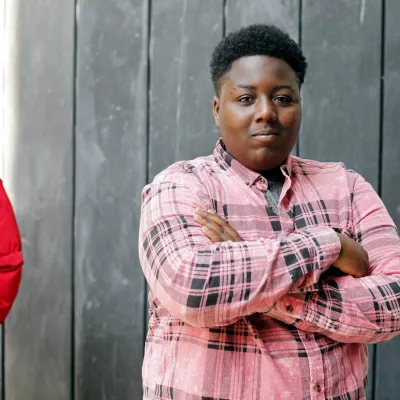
[374,1,400,399]
[381,0,400,229]
[225,0,299,40]
[74,0,148,398]
[3,0,75,398]
[300,0,382,191]
[301,3,383,398]
[0,1,5,396]
[149,0,223,181]
[2,1,398,399]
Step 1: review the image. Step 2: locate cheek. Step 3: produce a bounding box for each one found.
[281,108,302,129]
[220,105,252,129]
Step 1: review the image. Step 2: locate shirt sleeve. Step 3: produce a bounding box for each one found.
[268,171,400,344]
[0,181,23,323]
[139,173,340,328]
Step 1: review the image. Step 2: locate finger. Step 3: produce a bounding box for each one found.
[195,214,242,242]
[194,213,235,240]
[201,225,223,243]
[195,209,242,241]
[194,210,226,232]
[207,213,243,241]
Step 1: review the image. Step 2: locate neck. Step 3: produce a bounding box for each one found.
[256,164,285,183]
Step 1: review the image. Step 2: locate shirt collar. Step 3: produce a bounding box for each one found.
[213,138,293,186]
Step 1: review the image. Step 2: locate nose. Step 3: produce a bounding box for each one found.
[255,98,277,123]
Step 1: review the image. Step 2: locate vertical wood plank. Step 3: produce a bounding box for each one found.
[300,0,382,190]
[301,1,382,398]
[149,0,223,181]
[74,0,148,398]
[375,0,400,398]
[0,0,5,396]
[225,0,299,41]
[0,0,5,178]
[381,0,400,230]
[225,0,300,154]
[3,0,74,398]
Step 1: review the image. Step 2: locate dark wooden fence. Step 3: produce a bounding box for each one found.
[2,0,399,399]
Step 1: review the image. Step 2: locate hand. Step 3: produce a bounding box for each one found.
[332,233,369,278]
[194,208,243,243]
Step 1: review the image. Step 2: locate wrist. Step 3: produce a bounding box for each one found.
[336,233,344,257]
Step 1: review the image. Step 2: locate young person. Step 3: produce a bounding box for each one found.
[139,24,400,400]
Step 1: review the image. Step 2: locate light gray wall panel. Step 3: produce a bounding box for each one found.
[0,0,5,396]
[3,0,74,399]
[149,0,223,181]
[226,0,299,41]
[375,0,400,399]
[300,0,382,190]
[381,0,400,229]
[1,1,398,399]
[75,0,148,398]
[301,2,383,399]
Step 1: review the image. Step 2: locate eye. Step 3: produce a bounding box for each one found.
[274,96,293,104]
[237,95,253,104]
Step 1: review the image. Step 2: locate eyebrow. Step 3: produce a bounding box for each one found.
[235,84,257,90]
[235,84,295,91]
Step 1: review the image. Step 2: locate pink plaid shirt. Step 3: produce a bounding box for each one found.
[139,139,400,400]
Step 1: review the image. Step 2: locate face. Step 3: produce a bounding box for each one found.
[213,55,302,171]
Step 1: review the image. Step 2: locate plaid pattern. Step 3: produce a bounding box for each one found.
[139,139,400,400]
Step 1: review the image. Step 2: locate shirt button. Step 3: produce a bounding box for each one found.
[285,305,293,312]
[315,384,321,392]
[245,180,249,186]
[305,334,311,341]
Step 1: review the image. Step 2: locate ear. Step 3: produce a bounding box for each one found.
[213,96,220,128]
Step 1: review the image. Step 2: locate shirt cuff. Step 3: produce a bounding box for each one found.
[305,226,341,272]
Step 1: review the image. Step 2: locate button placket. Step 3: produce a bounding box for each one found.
[255,177,268,192]
[300,331,325,399]
[278,180,293,234]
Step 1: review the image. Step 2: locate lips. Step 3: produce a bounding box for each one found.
[250,128,281,146]
[252,129,279,137]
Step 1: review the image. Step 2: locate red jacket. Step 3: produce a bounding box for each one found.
[0,180,23,322]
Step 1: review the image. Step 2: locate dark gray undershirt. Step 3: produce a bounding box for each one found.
[257,166,285,215]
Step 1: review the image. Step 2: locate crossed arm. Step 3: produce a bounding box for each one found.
[139,172,400,343]
[194,175,400,344]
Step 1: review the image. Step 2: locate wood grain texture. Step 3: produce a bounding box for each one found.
[225,0,299,41]
[301,2,383,399]
[3,0,74,398]
[74,0,148,398]
[149,0,223,181]
[381,0,400,229]
[374,1,400,399]
[0,0,5,396]
[1,1,399,398]
[300,0,382,191]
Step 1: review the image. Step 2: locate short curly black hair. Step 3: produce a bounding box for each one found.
[210,24,307,95]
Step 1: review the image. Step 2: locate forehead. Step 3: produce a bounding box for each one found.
[223,55,298,89]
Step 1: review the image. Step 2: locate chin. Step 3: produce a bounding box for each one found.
[246,149,285,171]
